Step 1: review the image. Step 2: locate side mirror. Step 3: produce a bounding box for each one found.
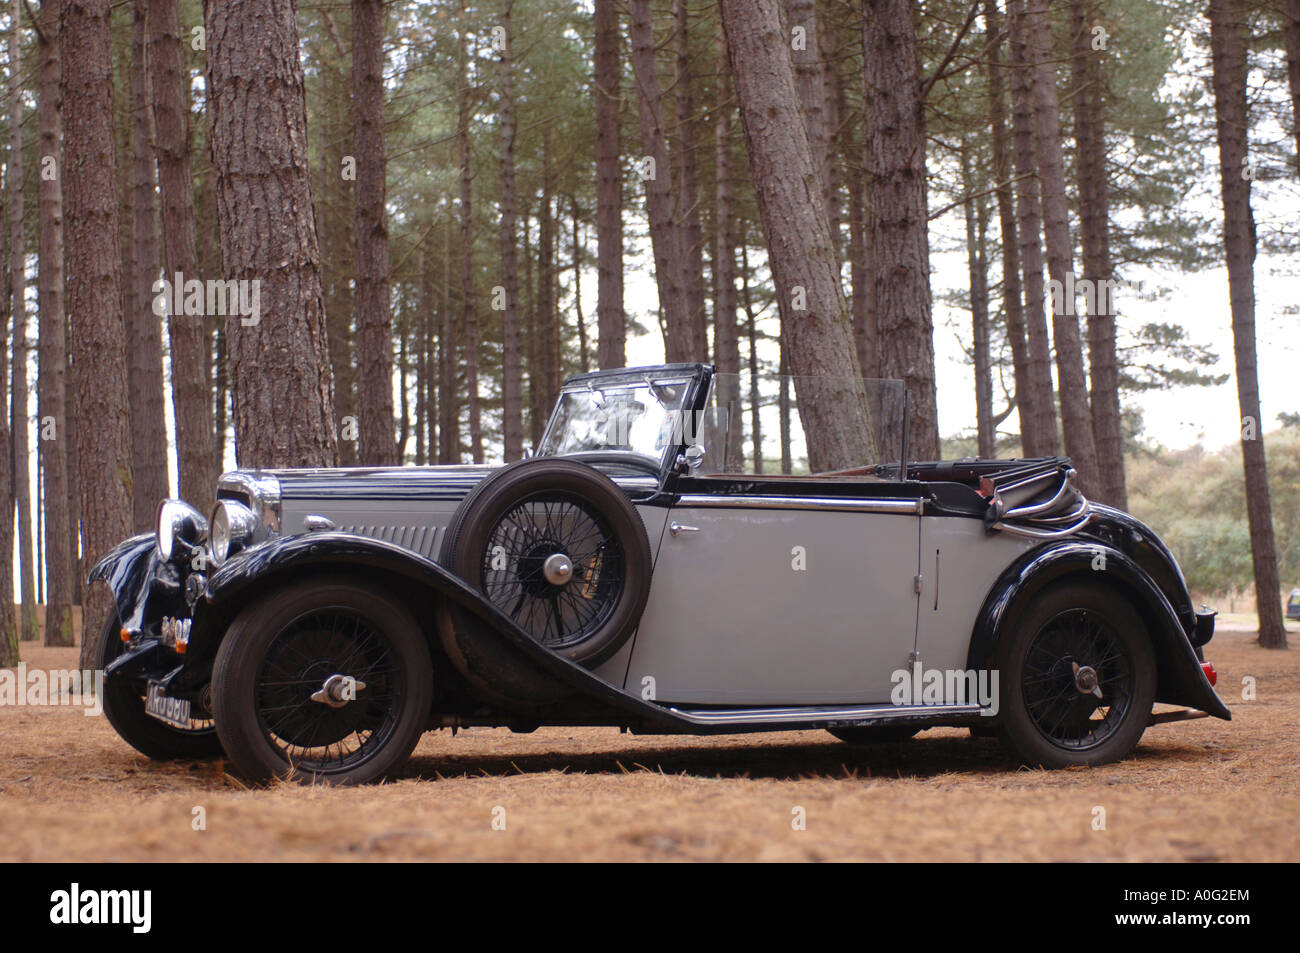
[675,443,705,473]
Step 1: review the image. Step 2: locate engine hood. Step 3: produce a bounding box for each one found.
[261,464,500,502]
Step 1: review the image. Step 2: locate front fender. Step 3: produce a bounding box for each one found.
[87,533,164,633]
[968,540,1230,720]
[201,532,689,729]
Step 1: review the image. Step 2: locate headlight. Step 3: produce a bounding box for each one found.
[210,500,258,566]
[156,500,208,562]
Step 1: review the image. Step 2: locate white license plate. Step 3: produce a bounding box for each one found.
[145,681,192,729]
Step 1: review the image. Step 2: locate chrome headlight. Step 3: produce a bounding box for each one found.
[156,500,208,562]
[210,500,258,566]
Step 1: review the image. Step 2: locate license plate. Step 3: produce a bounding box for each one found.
[145,681,192,729]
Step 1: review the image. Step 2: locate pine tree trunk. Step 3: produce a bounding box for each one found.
[628,0,692,361]
[9,0,37,642]
[984,0,1033,456]
[1207,0,1287,649]
[861,0,941,462]
[318,10,356,465]
[127,2,169,532]
[713,17,742,470]
[1007,0,1058,457]
[593,0,625,369]
[786,0,831,244]
[0,107,15,667]
[720,0,876,471]
[537,163,559,417]
[1285,0,1300,176]
[456,27,483,463]
[36,0,74,648]
[352,0,395,465]
[206,0,337,469]
[673,0,707,358]
[846,110,876,380]
[1070,0,1125,507]
[822,9,843,264]
[571,199,590,372]
[961,147,995,459]
[63,0,135,669]
[1025,0,1099,490]
[439,216,458,463]
[147,0,216,513]
[740,240,763,473]
[498,0,524,459]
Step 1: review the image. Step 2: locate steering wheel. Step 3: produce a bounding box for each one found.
[555,451,664,478]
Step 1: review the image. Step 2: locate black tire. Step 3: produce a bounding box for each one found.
[441,458,652,668]
[996,581,1156,768]
[211,579,433,785]
[97,612,225,761]
[827,726,921,745]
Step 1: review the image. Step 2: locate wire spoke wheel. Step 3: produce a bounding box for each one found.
[213,579,432,785]
[998,581,1156,768]
[1021,608,1133,751]
[253,608,403,774]
[479,491,627,651]
[440,459,652,681]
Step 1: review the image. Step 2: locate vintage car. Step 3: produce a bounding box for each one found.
[91,363,1227,784]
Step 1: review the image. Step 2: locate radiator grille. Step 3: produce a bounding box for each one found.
[338,524,444,560]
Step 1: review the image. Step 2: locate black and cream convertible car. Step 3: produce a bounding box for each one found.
[92,363,1226,784]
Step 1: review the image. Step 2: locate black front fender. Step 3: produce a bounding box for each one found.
[201,532,690,729]
[87,533,163,633]
[967,540,1230,720]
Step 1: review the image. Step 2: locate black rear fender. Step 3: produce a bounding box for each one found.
[967,540,1230,720]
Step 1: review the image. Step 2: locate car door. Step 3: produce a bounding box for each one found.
[624,489,923,705]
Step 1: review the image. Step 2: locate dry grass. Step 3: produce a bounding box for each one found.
[1,623,1297,862]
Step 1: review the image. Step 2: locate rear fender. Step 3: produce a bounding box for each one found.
[967,540,1230,720]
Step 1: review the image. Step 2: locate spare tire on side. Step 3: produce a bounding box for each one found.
[437,458,653,705]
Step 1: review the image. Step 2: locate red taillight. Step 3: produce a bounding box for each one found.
[1201,661,1217,686]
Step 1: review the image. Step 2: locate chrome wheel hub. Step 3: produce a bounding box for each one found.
[310,673,367,709]
[543,552,574,586]
[1071,661,1103,699]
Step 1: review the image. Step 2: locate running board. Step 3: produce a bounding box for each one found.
[1148,708,1209,726]
[663,702,987,727]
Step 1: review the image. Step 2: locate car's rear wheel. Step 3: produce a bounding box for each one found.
[996,581,1155,768]
[211,579,432,785]
[827,726,920,745]
[98,611,224,761]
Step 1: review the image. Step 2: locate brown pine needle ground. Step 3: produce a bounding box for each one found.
[1,623,1296,862]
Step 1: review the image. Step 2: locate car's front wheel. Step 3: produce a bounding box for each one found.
[996,581,1155,768]
[211,579,433,785]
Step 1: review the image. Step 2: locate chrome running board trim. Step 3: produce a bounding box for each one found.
[676,495,923,515]
[663,702,986,726]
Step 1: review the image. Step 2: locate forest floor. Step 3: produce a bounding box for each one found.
[1,625,1297,862]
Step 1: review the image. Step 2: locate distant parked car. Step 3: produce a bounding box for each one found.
[1287,589,1300,621]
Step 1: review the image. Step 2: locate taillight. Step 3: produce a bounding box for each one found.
[1201,661,1217,686]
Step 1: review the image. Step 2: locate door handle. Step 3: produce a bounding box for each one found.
[669,522,700,537]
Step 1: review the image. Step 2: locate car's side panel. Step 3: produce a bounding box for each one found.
[625,504,921,704]
[915,517,1038,677]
